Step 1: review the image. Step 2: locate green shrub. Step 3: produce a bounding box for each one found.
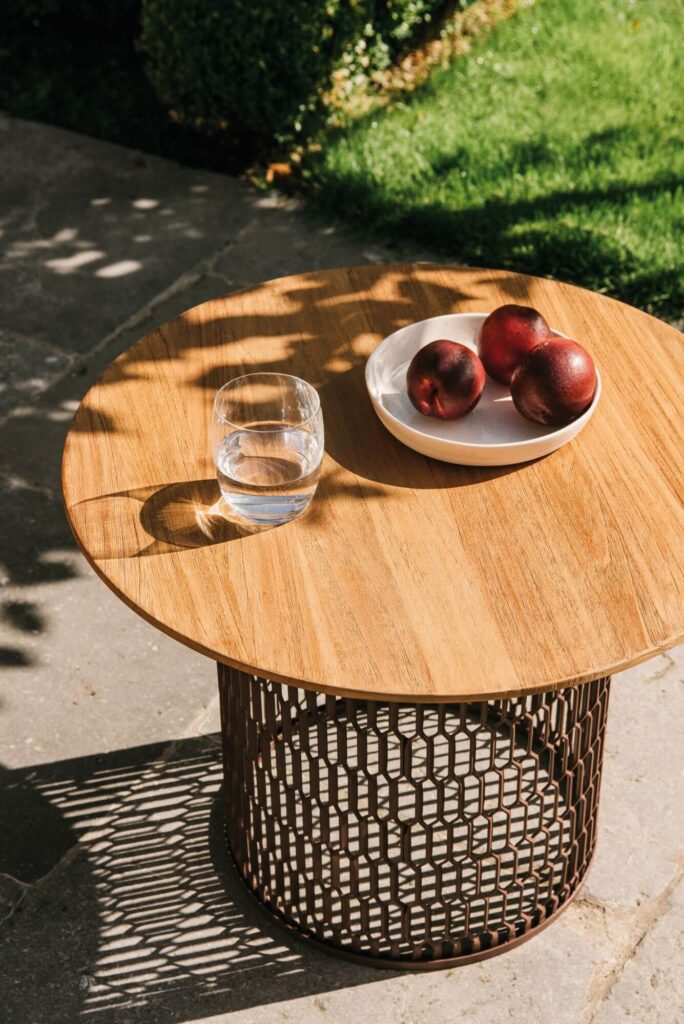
[139,1,365,147]
[375,0,453,55]
[139,1,459,148]
[3,0,468,164]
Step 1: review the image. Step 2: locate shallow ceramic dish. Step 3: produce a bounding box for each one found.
[365,312,601,467]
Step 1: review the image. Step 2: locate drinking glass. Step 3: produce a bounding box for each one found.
[211,372,324,528]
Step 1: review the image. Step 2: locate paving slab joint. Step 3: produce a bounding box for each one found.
[0,871,31,924]
[579,859,684,1024]
[70,222,251,363]
[645,651,676,680]
[0,845,83,929]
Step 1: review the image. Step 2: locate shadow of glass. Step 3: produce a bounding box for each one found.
[69,480,250,560]
[0,737,380,1024]
[139,479,251,549]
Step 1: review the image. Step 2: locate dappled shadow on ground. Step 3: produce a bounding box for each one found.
[0,115,253,355]
[0,598,44,666]
[0,736,380,1024]
[0,480,79,668]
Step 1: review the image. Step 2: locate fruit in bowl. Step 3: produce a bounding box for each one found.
[478,304,551,384]
[511,338,597,426]
[406,339,485,420]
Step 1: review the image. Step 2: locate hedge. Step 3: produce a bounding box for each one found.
[2,1,468,160]
[139,1,461,148]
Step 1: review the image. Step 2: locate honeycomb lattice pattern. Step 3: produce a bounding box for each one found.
[219,668,610,968]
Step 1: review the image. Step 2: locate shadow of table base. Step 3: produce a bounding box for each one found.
[0,736,381,1024]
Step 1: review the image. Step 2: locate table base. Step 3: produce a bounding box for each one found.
[218,667,610,970]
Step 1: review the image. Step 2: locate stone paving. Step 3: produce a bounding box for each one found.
[0,114,681,1024]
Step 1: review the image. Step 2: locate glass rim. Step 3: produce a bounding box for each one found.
[213,372,321,432]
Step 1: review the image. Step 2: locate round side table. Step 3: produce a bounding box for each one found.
[62,265,683,970]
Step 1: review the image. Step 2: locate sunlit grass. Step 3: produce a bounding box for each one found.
[305,0,683,318]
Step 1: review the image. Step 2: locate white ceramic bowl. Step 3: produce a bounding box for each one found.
[365,313,601,467]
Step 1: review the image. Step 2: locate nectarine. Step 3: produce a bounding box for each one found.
[511,339,597,426]
[406,340,485,420]
[478,305,551,384]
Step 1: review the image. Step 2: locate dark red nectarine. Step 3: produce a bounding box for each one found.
[406,339,485,420]
[478,305,551,384]
[511,339,597,426]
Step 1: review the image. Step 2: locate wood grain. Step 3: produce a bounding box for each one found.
[62,265,684,701]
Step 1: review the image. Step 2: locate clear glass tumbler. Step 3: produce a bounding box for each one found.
[211,372,324,528]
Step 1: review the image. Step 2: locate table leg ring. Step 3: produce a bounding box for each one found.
[218,667,611,970]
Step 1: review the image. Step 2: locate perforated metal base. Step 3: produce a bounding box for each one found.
[218,667,610,969]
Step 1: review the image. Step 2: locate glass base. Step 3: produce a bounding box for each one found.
[220,488,315,527]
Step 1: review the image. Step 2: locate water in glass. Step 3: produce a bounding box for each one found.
[217,422,321,525]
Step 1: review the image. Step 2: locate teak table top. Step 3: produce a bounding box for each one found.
[62,265,683,702]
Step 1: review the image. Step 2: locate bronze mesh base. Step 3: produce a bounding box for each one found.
[218,667,610,969]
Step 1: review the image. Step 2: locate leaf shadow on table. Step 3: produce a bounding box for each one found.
[63,264,550,496]
[186,267,476,394]
[0,736,384,1024]
[67,265,439,406]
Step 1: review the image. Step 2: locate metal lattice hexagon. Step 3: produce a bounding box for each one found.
[219,667,610,969]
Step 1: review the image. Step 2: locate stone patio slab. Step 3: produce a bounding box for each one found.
[0,116,250,352]
[0,114,681,1024]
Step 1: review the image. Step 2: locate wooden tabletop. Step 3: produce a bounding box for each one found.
[62,265,683,702]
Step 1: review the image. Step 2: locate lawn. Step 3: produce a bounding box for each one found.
[304,0,683,319]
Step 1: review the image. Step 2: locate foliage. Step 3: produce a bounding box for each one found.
[0,1,245,169]
[138,1,357,145]
[1,1,466,155]
[138,1,459,146]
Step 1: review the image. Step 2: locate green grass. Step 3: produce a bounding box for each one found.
[304,0,684,318]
